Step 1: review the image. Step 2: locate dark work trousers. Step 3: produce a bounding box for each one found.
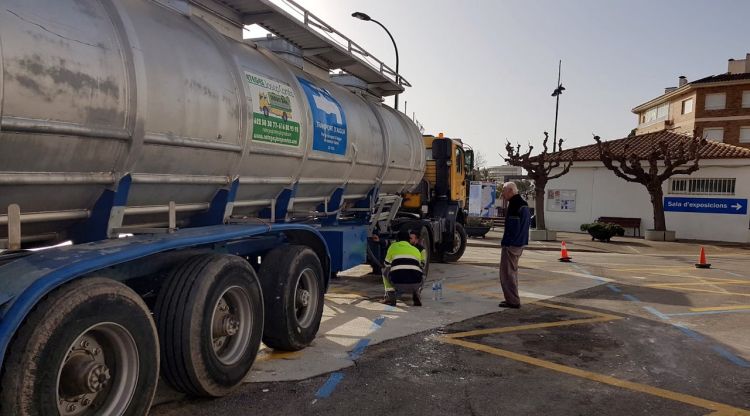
[499,246,524,306]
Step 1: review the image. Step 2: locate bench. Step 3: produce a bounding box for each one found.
[597,217,641,237]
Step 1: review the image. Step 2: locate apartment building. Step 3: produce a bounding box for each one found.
[632,54,750,148]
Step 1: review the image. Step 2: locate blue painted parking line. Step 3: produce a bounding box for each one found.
[643,306,670,320]
[622,294,640,302]
[349,338,371,360]
[672,324,704,341]
[571,264,586,273]
[639,309,748,368]
[315,372,345,398]
[607,285,621,293]
[371,316,386,330]
[711,346,750,368]
[581,263,749,369]
[315,316,388,401]
[634,305,749,368]
[666,309,750,317]
[572,264,607,282]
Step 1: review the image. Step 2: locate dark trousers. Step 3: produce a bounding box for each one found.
[499,246,524,306]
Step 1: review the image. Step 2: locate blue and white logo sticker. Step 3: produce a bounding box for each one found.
[297,77,347,155]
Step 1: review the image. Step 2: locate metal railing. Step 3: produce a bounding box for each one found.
[271,0,411,88]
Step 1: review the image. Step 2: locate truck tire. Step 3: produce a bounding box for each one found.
[154,254,263,397]
[0,278,158,416]
[442,223,467,262]
[260,245,324,351]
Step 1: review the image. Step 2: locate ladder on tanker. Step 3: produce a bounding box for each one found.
[367,195,402,235]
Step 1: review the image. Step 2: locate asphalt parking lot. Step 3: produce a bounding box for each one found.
[152,231,750,415]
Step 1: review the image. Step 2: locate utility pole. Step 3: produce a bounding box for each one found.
[551,60,565,153]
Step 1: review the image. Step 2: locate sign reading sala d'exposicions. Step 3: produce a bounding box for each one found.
[664,197,748,215]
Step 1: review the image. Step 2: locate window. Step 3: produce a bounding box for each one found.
[681,98,693,114]
[455,147,463,173]
[705,93,726,110]
[464,150,474,172]
[656,103,669,119]
[425,148,433,161]
[642,103,669,124]
[703,127,724,142]
[670,178,736,195]
[643,109,656,123]
[743,91,750,108]
[740,127,750,143]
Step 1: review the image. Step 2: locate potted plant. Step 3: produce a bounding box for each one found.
[465,216,492,238]
[580,222,625,242]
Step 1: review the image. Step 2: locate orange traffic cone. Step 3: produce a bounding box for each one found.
[694,246,711,269]
[559,241,572,262]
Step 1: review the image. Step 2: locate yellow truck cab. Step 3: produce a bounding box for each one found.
[404,133,472,209]
[399,133,474,262]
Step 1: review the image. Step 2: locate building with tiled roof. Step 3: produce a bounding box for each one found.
[632,53,750,148]
[542,131,750,243]
[550,131,750,162]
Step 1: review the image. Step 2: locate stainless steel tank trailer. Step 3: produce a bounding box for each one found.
[0,0,423,414]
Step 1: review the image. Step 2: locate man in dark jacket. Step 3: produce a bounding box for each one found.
[498,181,530,308]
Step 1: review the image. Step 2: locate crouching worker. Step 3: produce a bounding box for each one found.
[382,229,425,306]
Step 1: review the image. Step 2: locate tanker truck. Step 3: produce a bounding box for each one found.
[0,0,426,414]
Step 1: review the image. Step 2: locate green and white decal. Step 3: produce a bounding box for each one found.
[245,71,301,147]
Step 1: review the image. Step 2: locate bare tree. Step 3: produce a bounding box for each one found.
[471,151,491,181]
[473,150,487,171]
[504,132,575,230]
[513,179,535,201]
[593,134,704,232]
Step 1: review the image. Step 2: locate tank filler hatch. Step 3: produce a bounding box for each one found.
[193,0,409,97]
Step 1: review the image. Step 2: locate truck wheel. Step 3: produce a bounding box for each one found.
[0,278,158,416]
[154,254,263,397]
[442,223,467,262]
[260,245,324,351]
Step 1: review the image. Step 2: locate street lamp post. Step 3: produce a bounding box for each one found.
[551,60,565,153]
[352,11,400,111]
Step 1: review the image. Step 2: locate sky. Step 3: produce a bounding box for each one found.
[247,0,750,167]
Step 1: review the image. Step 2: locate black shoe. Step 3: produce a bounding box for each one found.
[498,301,520,309]
[412,291,422,306]
[381,292,397,306]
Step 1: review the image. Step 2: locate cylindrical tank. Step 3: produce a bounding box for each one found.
[0,0,425,246]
